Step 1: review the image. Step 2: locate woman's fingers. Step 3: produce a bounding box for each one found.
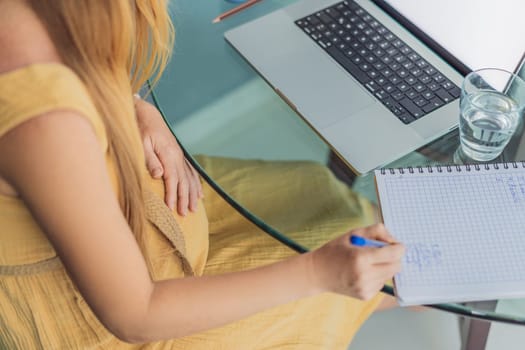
[154,145,201,215]
[352,223,398,244]
[143,136,164,179]
[184,160,200,212]
[154,145,179,211]
[185,159,203,199]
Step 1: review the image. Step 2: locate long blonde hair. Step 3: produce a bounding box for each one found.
[28,0,174,245]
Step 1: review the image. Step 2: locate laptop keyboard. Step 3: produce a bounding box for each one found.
[295,0,461,124]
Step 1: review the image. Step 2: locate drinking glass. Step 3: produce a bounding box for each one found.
[458,68,525,162]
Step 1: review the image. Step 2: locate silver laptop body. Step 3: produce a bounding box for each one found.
[225,0,524,174]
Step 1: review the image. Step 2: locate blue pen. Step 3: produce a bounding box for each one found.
[350,235,388,248]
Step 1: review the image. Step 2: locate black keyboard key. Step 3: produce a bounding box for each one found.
[351,56,363,65]
[330,37,340,45]
[398,112,416,124]
[422,91,435,100]
[343,48,355,58]
[373,62,385,70]
[336,3,346,11]
[376,76,388,86]
[389,75,401,85]
[381,68,393,77]
[428,82,440,91]
[392,39,404,48]
[402,61,415,70]
[315,23,327,31]
[365,81,380,93]
[414,97,429,107]
[317,12,335,25]
[397,82,410,92]
[368,70,379,79]
[384,32,396,41]
[441,80,455,90]
[384,84,396,94]
[389,62,401,71]
[419,75,432,84]
[399,98,424,118]
[376,25,387,33]
[317,40,331,49]
[362,14,373,23]
[386,48,398,56]
[342,34,353,42]
[433,73,446,83]
[392,90,404,101]
[296,19,308,28]
[325,7,342,19]
[400,46,412,55]
[415,60,428,69]
[398,69,409,78]
[373,49,386,57]
[323,30,334,38]
[406,76,417,85]
[365,42,376,50]
[310,32,322,41]
[425,66,437,75]
[381,56,394,65]
[303,26,315,34]
[378,40,390,48]
[383,97,395,109]
[410,68,423,77]
[394,55,407,64]
[413,83,426,93]
[408,53,420,61]
[406,89,418,99]
[375,89,389,101]
[435,88,454,103]
[360,62,372,71]
[343,1,359,10]
[422,97,445,113]
[449,86,461,98]
[307,16,320,25]
[326,46,370,83]
[365,54,377,63]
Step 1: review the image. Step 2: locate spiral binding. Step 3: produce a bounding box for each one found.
[379,161,525,175]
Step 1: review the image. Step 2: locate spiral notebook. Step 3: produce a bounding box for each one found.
[375,162,525,306]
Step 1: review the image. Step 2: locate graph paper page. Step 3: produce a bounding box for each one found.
[375,165,525,305]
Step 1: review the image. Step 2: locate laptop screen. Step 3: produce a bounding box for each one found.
[382,0,525,75]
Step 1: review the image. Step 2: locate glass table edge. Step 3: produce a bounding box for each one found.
[150,84,525,326]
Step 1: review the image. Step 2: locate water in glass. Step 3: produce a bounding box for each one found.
[459,90,520,161]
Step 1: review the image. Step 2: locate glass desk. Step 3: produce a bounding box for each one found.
[151,1,525,348]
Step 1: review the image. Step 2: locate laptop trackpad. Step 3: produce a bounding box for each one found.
[278,65,376,129]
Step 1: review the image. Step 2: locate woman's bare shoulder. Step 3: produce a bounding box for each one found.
[0,0,61,75]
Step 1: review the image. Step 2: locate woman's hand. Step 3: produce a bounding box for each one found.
[134,96,203,215]
[309,223,404,300]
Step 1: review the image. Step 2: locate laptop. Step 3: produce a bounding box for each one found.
[225,0,525,174]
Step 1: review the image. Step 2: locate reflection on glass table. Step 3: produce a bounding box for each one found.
[151,1,525,347]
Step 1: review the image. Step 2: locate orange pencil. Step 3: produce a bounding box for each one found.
[212,0,263,24]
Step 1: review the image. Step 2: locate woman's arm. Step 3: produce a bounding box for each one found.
[0,111,403,343]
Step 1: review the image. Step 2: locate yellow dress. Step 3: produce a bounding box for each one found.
[0,64,382,349]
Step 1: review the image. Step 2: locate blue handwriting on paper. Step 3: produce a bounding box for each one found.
[495,175,525,204]
[404,243,442,271]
